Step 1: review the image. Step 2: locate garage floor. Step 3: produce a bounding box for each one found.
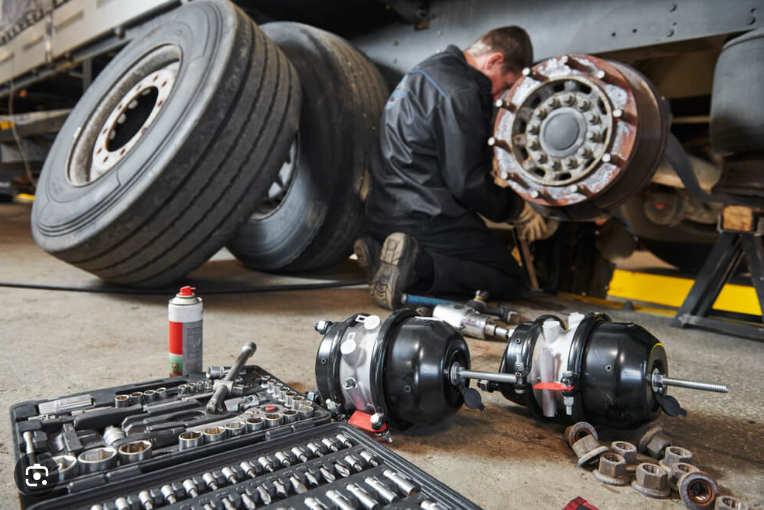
[1,203,762,510]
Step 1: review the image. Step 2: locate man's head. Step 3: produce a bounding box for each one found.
[464,26,533,99]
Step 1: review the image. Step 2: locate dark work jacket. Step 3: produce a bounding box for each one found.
[366,45,523,233]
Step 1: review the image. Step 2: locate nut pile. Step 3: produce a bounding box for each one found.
[564,422,750,510]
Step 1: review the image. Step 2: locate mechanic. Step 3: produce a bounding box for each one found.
[355,26,548,310]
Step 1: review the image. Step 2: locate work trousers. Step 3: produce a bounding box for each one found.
[368,213,527,301]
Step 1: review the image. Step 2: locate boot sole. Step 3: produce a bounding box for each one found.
[370,233,418,309]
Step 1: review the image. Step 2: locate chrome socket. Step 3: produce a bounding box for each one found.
[225,421,245,438]
[52,455,78,481]
[128,392,143,405]
[347,483,380,510]
[284,391,297,408]
[118,440,153,464]
[365,477,398,503]
[298,404,315,420]
[156,387,167,400]
[178,430,203,450]
[114,395,130,408]
[202,426,226,444]
[177,384,189,396]
[103,425,126,446]
[264,413,283,428]
[246,416,265,433]
[143,389,158,402]
[78,447,118,474]
[195,381,205,393]
[282,409,298,424]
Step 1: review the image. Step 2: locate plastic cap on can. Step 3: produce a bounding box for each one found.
[177,286,196,297]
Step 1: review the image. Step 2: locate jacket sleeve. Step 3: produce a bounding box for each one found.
[431,89,524,222]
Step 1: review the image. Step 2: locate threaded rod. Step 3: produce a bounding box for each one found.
[655,373,728,393]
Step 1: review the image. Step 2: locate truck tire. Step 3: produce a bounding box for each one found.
[227,22,388,272]
[31,0,301,287]
[710,28,764,155]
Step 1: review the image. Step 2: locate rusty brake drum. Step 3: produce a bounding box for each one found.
[492,55,669,221]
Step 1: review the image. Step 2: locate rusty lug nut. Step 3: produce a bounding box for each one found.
[564,93,577,105]
[536,153,548,163]
[571,435,609,467]
[522,67,548,82]
[487,137,511,152]
[611,441,638,472]
[494,99,517,112]
[678,471,718,510]
[660,446,694,472]
[587,113,600,124]
[577,99,591,111]
[528,139,540,150]
[671,462,700,492]
[592,452,630,486]
[566,157,579,168]
[577,147,591,159]
[534,107,548,120]
[612,108,634,123]
[565,422,598,447]
[527,123,540,135]
[638,426,672,459]
[601,153,624,167]
[586,130,601,142]
[631,462,671,498]
[715,496,750,510]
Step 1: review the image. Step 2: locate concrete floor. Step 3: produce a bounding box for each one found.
[1,203,762,510]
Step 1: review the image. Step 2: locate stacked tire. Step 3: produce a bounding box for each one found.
[31,1,388,287]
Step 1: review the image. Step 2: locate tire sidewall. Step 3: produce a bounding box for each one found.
[32,0,236,254]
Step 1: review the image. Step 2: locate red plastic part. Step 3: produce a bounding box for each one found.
[177,286,196,296]
[532,382,574,391]
[348,411,387,433]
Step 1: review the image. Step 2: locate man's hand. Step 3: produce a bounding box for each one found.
[511,202,551,242]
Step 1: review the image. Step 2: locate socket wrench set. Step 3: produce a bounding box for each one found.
[26,422,477,510]
[10,365,331,507]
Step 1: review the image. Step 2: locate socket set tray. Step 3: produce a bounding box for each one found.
[28,422,479,510]
[10,366,331,507]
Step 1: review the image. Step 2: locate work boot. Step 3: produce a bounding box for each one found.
[369,232,419,310]
[353,236,382,282]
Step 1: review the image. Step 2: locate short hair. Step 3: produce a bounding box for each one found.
[467,26,533,74]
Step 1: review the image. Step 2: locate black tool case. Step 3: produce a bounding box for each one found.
[11,368,480,510]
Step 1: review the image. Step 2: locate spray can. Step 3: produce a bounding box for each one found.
[168,286,203,376]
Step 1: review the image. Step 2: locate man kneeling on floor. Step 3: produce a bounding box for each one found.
[356,26,548,310]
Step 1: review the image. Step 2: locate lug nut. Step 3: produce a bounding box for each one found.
[611,441,638,472]
[660,446,693,472]
[564,93,576,105]
[586,130,601,142]
[587,113,600,124]
[534,107,548,120]
[577,147,591,158]
[638,426,673,459]
[670,462,699,491]
[571,434,609,467]
[716,496,750,510]
[678,470,718,510]
[566,157,579,168]
[593,453,630,486]
[527,123,540,135]
[631,462,671,499]
[577,99,591,111]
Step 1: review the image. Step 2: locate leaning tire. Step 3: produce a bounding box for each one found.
[31,0,301,287]
[227,22,388,272]
[710,28,764,155]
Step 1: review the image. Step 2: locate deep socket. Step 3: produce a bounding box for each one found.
[347,483,380,510]
[383,469,419,496]
[364,477,398,503]
[326,490,357,510]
